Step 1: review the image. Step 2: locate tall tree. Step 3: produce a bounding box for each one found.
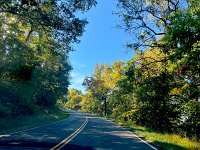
[115,0,199,138]
[0,0,96,117]
[162,0,200,138]
[116,0,185,51]
[66,88,82,111]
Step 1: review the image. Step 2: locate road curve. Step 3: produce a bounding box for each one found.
[0,111,86,150]
[0,111,157,150]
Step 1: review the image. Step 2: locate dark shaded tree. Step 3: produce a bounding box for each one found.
[0,0,96,117]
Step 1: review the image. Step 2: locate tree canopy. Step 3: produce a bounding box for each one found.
[0,0,96,117]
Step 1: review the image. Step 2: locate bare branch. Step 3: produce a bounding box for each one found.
[25,28,33,42]
[140,18,166,35]
[137,9,167,26]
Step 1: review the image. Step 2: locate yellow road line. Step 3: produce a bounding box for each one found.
[50,116,88,150]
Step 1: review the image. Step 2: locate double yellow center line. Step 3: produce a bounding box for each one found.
[50,116,88,150]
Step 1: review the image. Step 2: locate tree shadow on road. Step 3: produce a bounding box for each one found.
[0,140,94,150]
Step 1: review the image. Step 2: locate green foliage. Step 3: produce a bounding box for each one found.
[116,0,185,51]
[181,101,200,139]
[109,0,200,140]
[66,88,83,111]
[0,0,96,118]
[83,62,124,115]
[80,92,95,113]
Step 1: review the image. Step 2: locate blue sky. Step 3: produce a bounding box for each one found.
[69,0,133,92]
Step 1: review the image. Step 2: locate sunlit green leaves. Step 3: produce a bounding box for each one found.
[0,0,96,117]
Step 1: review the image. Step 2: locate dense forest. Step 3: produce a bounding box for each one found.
[66,0,200,140]
[0,0,96,118]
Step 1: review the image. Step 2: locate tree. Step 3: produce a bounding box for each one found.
[82,62,124,116]
[66,89,82,111]
[83,76,109,115]
[80,92,95,113]
[0,0,97,48]
[115,0,199,138]
[116,0,185,51]
[0,0,96,117]
[162,0,200,138]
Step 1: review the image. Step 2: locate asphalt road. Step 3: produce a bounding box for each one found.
[0,111,157,150]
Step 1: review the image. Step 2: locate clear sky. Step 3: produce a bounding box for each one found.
[69,0,133,92]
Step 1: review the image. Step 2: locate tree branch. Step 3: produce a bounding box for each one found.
[140,18,166,35]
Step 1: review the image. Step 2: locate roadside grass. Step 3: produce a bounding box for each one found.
[110,118,200,150]
[0,107,69,134]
